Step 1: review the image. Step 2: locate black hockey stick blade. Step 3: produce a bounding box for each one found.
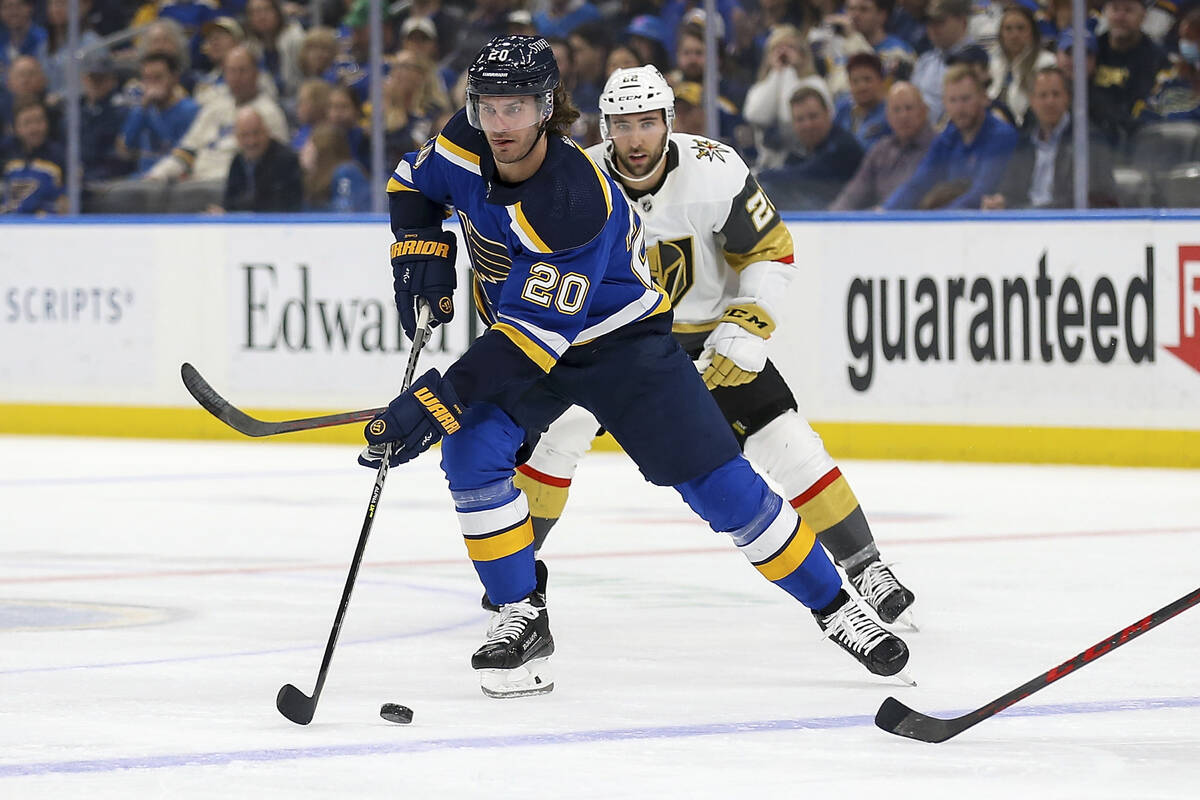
[875,585,1200,743]
[276,683,317,726]
[181,362,384,437]
[875,697,964,743]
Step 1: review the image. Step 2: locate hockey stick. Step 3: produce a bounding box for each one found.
[181,363,386,438]
[875,585,1200,743]
[276,303,433,726]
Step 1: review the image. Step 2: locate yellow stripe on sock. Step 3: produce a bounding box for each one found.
[464,518,535,562]
[754,519,818,582]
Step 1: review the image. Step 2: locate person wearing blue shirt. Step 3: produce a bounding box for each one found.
[884,63,1018,209]
[834,52,891,149]
[120,53,200,175]
[300,121,370,212]
[0,0,49,68]
[759,86,866,210]
[847,0,917,76]
[910,0,975,124]
[79,52,131,180]
[369,37,910,698]
[2,100,63,214]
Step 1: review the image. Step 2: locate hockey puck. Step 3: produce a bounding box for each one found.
[380,703,413,724]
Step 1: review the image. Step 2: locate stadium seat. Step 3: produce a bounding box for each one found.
[1130,122,1200,187]
[84,179,167,214]
[1112,167,1153,208]
[164,179,226,213]
[1160,162,1200,208]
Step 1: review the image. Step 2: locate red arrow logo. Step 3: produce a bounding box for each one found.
[1165,245,1200,373]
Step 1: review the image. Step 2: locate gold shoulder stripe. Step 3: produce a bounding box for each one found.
[31,159,63,185]
[725,221,793,272]
[493,322,556,373]
[574,141,612,215]
[436,133,481,166]
[387,176,418,192]
[513,202,552,253]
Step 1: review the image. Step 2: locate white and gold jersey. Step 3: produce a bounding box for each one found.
[586,133,795,331]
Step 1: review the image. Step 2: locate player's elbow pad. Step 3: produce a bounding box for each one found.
[737,260,796,311]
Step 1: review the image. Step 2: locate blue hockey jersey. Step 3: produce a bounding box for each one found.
[387,109,669,403]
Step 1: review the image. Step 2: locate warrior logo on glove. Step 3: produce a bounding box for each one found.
[369,419,386,436]
[391,228,458,340]
[390,238,452,259]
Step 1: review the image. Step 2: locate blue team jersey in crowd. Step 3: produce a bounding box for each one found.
[2,144,64,214]
[156,0,220,33]
[388,109,669,382]
[121,96,201,175]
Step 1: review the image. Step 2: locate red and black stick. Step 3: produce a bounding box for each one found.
[876,585,1200,743]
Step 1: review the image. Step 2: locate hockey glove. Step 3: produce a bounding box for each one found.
[699,301,776,390]
[358,369,465,468]
[391,228,457,340]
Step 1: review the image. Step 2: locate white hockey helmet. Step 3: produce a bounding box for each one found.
[598,65,675,141]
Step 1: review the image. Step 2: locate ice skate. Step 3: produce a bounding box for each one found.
[849,560,918,630]
[472,562,554,698]
[814,590,914,685]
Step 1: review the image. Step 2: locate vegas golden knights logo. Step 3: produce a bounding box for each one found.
[647,236,695,305]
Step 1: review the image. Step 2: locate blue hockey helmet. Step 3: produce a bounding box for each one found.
[466,35,560,131]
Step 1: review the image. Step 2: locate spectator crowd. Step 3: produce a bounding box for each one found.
[3,0,1199,214]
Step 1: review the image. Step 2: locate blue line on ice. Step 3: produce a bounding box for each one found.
[0,469,350,487]
[1,696,1197,777]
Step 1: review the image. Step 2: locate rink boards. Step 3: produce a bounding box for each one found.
[2,211,1198,467]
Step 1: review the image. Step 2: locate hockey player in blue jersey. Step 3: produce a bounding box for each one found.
[362,35,911,698]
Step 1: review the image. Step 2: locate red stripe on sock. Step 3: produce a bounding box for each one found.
[516,463,572,488]
[789,467,842,509]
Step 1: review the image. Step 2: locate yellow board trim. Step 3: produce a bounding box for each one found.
[3,406,1198,468]
[463,519,535,562]
[793,474,859,533]
[436,133,480,166]
[493,322,557,372]
[513,202,552,253]
[755,519,818,582]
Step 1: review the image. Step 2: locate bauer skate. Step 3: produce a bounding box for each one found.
[472,563,554,698]
[814,590,914,685]
[848,560,917,630]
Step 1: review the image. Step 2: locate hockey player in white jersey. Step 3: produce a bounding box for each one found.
[513,65,917,630]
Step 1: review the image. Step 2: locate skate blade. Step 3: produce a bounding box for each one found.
[893,669,917,687]
[892,610,920,633]
[478,658,553,699]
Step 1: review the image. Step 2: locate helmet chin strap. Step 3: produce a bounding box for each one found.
[605,137,669,185]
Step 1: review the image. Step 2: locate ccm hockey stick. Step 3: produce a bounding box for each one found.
[275,303,433,726]
[876,585,1200,743]
[181,363,386,438]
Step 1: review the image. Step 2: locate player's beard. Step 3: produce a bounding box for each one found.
[613,136,666,180]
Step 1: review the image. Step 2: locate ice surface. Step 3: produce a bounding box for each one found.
[1,435,1197,798]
